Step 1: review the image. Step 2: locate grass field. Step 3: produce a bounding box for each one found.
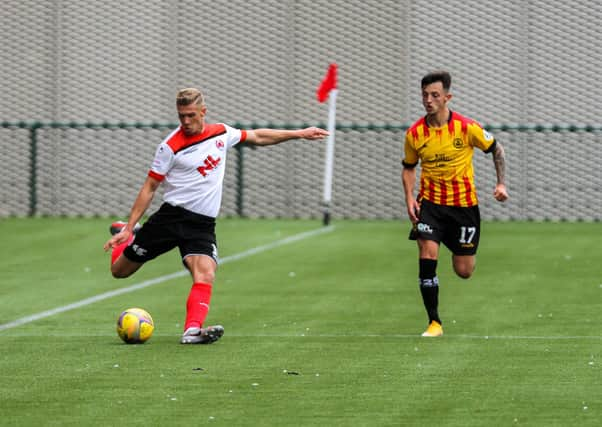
[0,218,600,426]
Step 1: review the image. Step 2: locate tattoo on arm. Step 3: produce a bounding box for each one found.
[493,143,506,184]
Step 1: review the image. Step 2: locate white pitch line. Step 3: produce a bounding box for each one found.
[215,333,602,340]
[3,332,601,341]
[438,334,602,340]
[0,225,335,332]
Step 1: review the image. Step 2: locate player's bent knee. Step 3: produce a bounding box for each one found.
[110,266,131,279]
[454,269,473,279]
[452,256,475,279]
[193,271,215,284]
[110,260,140,279]
[453,263,475,279]
[184,255,217,284]
[111,264,138,279]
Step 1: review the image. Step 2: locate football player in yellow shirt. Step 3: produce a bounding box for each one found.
[402,71,508,337]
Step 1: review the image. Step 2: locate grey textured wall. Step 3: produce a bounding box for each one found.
[3,0,601,124]
[1,0,601,219]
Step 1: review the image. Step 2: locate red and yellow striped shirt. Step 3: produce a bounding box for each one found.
[403,111,495,207]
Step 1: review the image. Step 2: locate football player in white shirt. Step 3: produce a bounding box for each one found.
[103,88,328,344]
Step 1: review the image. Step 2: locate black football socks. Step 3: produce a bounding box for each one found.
[419,258,441,325]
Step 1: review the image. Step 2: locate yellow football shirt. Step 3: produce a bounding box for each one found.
[403,111,495,207]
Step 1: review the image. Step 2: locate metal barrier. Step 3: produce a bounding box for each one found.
[1,121,601,220]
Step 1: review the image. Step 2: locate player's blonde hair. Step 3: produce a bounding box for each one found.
[176,88,205,107]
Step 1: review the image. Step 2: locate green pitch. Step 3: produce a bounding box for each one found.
[0,218,599,426]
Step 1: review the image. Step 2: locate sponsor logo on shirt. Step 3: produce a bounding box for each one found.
[197,155,221,177]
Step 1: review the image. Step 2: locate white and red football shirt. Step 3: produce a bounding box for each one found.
[148,123,247,218]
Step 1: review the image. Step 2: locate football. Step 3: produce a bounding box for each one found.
[116,308,154,344]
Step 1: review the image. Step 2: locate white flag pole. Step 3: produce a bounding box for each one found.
[322,88,338,226]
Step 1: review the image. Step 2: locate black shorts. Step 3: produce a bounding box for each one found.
[123,203,218,265]
[410,199,481,255]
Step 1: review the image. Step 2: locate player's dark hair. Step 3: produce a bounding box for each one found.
[421,71,452,91]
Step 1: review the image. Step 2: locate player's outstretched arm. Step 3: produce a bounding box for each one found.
[492,142,508,202]
[245,127,328,146]
[103,175,161,251]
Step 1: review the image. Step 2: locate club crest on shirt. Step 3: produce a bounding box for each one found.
[216,139,225,150]
[453,138,464,149]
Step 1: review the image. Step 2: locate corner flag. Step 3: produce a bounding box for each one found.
[316,63,338,103]
[317,63,338,226]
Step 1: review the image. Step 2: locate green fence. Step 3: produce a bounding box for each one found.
[1,121,602,221]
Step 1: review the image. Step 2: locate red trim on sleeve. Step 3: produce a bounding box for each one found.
[148,170,165,181]
[239,129,247,143]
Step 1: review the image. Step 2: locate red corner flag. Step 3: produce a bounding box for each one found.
[316,63,338,103]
